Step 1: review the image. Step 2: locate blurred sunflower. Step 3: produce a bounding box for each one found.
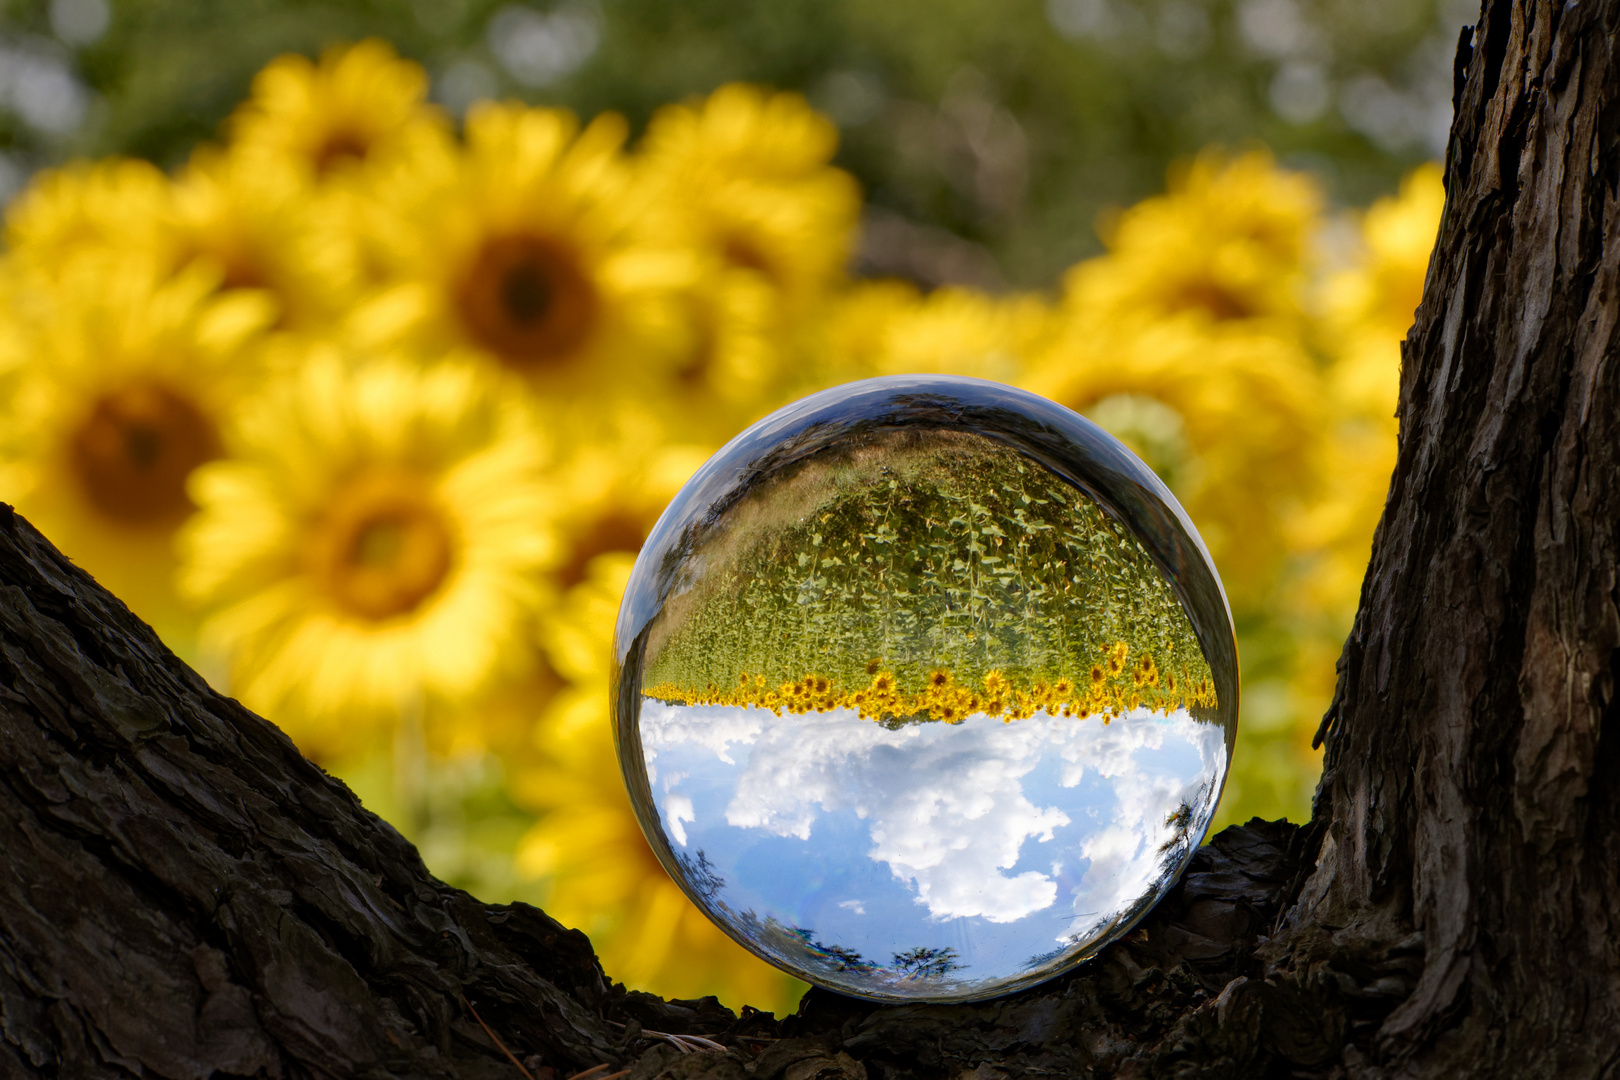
[657,263,793,438]
[1026,149,1328,610]
[226,39,445,183]
[805,278,923,385]
[1,158,176,276]
[1026,317,1324,609]
[513,554,806,1015]
[1291,163,1445,658]
[1207,167,1439,827]
[1027,299,1329,827]
[546,437,711,592]
[636,84,860,314]
[180,350,557,758]
[1,126,364,333]
[632,86,861,432]
[0,257,274,629]
[1319,162,1444,426]
[168,147,362,329]
[1068,149,1321,333]
[867,286,1053,382]
[354,103,685,399]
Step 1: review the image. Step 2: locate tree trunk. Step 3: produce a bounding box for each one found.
[0,0,1615,1075]
[1291,0,1620,1072]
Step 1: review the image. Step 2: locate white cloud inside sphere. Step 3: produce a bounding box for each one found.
[641,701,1225,929]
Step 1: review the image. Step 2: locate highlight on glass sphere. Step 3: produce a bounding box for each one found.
[612,375,1238,1003]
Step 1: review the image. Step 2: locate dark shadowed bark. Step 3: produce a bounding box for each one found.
[1,0,1616,1075]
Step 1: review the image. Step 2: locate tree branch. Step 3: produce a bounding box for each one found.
[0,498,1355,1078]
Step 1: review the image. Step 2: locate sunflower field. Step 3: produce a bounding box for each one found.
[0,40,1443,1015]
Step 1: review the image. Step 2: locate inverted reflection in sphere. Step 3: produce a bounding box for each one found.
[614,376,1238,1003]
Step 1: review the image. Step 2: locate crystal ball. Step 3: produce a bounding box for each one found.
[613,376,1237,1003]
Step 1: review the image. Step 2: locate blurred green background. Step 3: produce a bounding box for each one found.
[3,0,1472,283]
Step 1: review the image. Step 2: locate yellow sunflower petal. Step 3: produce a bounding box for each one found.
[636,83,860,313]
[1026,317,1325,609]
[0,254,275,634]
[2,158,177,277]
[1297,162,1445,621]
[868,285,1055,383]
[169,145,366,329]
[180,349,559,757]
[352,102,687,402]
[227,39,446,183]
[1070,148,1322,333]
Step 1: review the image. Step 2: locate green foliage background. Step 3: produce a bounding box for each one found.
[4,0,1473,287]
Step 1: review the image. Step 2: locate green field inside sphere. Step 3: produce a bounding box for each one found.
[642,429,1216,725]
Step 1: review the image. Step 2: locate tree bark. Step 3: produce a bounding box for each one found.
[1,0,1615,1075]
[1292,0,1620,1072]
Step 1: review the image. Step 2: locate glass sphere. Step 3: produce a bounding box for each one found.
[613,376,1237,1003]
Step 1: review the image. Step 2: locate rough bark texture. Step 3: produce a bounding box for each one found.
[0,0,1616,1075]
[1289,0,1620,1073]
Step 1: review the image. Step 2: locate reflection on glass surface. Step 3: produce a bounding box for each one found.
[614,375,1238,1003]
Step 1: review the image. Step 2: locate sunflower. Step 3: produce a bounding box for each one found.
[179,350,558,759]
[636,84,861,315]
[1067,149,1321,333]
[167,146,362,329]
[2,139,361,330]
[866,285,1054,382]
[1025,151,1329,607]
[1319,162,1444,424]
[1025,316,1325,609]
[632,87,857,428]
[655,256,806,440]
[226,40,446,183]
[546,436,711,591]
[512,555,806,1015]
[1,158,177,276]
[0,256,274,632]
[1295,163,1446,623]
[803,278,922,386]
[352,102,686,399]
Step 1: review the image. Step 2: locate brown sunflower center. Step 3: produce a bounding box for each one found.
[1170,278,1254,321]
[313,128,371,176]
[721,232,774,279]
[556,510,649,590]
[454,234,599,372]
[220,256,269,292]
[673,290,728,390]
[68,381,221,526]
[311,475,455,621]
